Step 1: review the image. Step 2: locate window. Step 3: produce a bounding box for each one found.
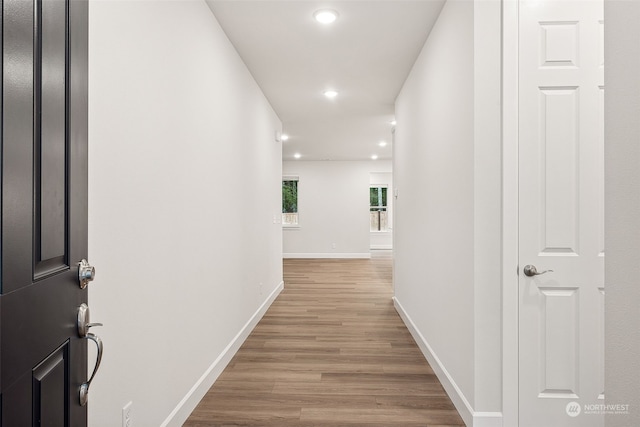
[282,177,299,226]
[370,186,388,231]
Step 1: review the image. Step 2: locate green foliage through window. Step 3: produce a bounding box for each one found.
[370,186,388,231]
[370,187,387,209]
[282,181,298,213]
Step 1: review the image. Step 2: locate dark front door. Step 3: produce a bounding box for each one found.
[1,0,89,425]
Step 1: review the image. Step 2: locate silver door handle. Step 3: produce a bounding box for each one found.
[79,332,103,406]
[76,303,104,406]
[523,264,554,277]
[77,303,102,337]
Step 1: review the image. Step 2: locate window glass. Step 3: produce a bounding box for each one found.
[370,186,388,231]
[282,180,298,226]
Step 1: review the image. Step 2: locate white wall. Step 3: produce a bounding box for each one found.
[394,0,475,414]
[472,0,502,416]
[88,1,283,426]
[604,1,640,424]
[283,160,391,258]
[393,0,502,425]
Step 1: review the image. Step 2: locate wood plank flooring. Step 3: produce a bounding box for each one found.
[184,253,465,426]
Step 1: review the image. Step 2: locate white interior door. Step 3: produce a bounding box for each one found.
[519,0,604,426]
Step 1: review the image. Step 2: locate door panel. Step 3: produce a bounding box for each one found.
[2,0,36,293]
[519,1,604,426]
[32,343,69,427]
[36,0,70,275]
[1,0,89,425]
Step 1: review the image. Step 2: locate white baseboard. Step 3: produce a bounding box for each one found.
[160,281,285,427]
[393,297,502,427]
[370,245,393,250]
[283,253,371,259]
[472,412,503,427]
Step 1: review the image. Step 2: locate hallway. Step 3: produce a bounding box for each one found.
[184,254,464,426]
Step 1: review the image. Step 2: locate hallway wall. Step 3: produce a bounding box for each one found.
[88,1,283,426]
[605,1,640,424]
[394,0,475,415]
[393,0,502,425]
[282,160,391,258]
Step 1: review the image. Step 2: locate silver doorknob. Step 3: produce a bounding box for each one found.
[523,264,553,277]
[78,259,95,289]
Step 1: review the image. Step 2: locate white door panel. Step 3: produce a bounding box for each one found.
[519,1,604,425]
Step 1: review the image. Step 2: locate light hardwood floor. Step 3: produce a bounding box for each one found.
[184,254,465,426]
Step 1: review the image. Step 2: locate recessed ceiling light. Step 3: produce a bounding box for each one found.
[314,9,338,24]
[379,141,387,147]
[390,120,397,126]
[324,90,338,99]
[281,134,289,141]
[294,153,302,159]
[371,154,378,160]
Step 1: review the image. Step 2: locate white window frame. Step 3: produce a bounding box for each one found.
[282,175,300,228]
[369,184,389,232]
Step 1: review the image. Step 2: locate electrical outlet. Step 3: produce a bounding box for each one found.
[331,243,336,249]
[122,401,133,427]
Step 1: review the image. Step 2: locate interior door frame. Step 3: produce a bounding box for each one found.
[502,0,520,426]
[502,1,608,424]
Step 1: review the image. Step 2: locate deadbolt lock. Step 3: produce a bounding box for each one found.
[78,259,95,289]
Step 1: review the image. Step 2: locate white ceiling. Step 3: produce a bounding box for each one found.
[206,0,446,161]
